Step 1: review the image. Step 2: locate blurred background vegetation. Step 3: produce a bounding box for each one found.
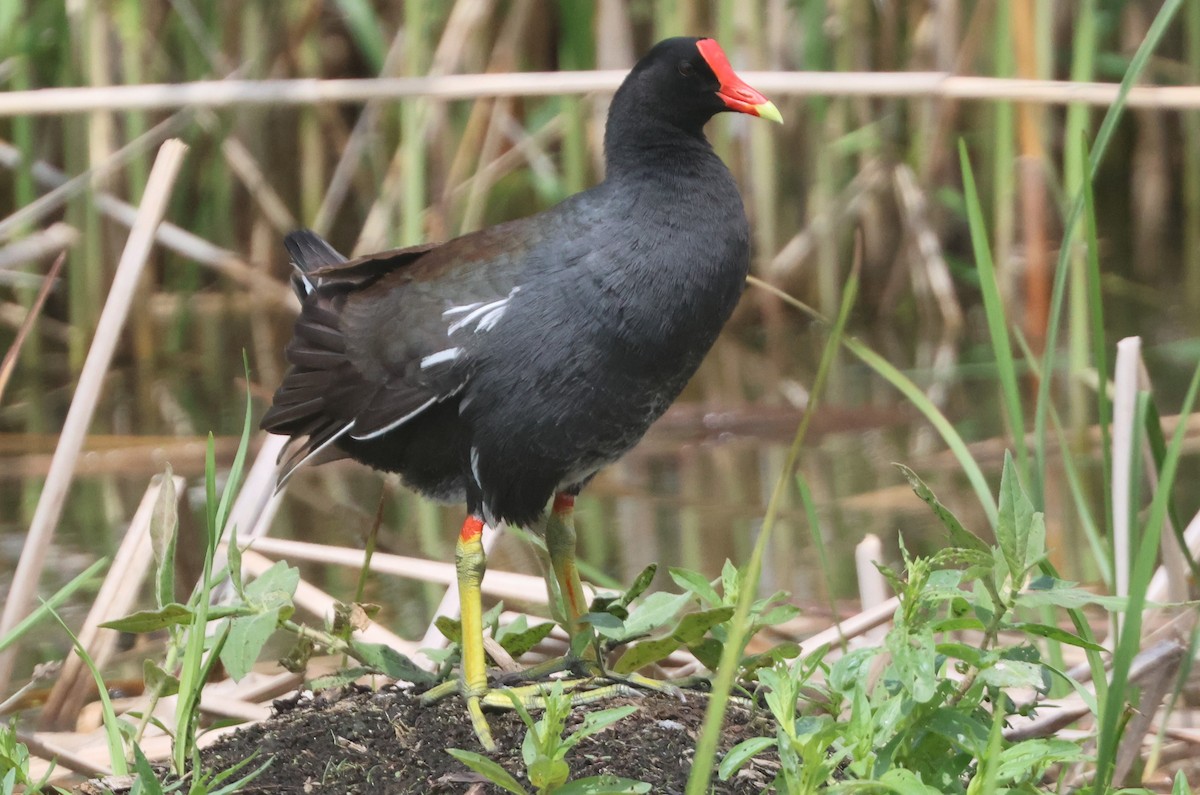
[1,0,1198,647]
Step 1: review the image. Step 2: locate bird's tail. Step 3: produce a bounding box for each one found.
[283,229,347,298]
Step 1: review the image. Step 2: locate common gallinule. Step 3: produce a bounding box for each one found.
[262,36,780,749]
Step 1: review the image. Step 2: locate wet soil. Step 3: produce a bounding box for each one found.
[200,684,779,794]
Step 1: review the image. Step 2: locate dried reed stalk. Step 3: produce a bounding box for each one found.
[0,139,188,693]
[235,535,559,606]
[0,141,295,310]
[1110,337,1143,643]
[0,114,189,241]
[6,73,1200,117]
[0,223,77,271]
[0,252,66,404]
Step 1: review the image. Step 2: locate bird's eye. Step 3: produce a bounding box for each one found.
[677,61,694,77]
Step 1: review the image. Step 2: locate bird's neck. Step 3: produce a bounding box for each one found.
[602,110,720,182]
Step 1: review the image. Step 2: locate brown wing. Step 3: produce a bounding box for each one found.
[261,232,465,482]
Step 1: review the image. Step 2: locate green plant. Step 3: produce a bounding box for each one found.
[718,453,1127,793]
[0,720,68,795]
[125,743,268,795]
[100,362,437,782]
[545,560,800,680]
[447,681,648,795]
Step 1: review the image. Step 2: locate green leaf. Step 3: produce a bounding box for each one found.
[243,561,299,611]
[756,603,801,628]
[720,560,740,605]
[555,776,652,794]
[893,463,990,553]
[887,627,937,703]
[131,745,165,795]
[923,709,990,758]
[529,757,570,790]
[717,736,774,780]
[150,465,178,610]
[1010,622,1106,652]
[616,564,658,608]
[565,705,638,747]
[221,609,279,681]
[994,738,1085,782]
[610,591,692,641]
[100,603,193,633]
[613,637,680,675]
[0,557,108,654]
[672,607,735,644]
[308,667,374,691]
[349,641,436,686]
[978,659,1047,690]
[688,637,723,670]
[434,616,462,643]
[497,621,556,659]
[668,567,720,606]
[1015,579,1126,611]
[445,749,527,795]
[996,451,1038,583]
[877,768,944,794]
[143,659,179,698]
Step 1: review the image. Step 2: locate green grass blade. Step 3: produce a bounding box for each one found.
[1092,361,1200,792]
[958,141,1028,474]
[750,276,998,527]
[332,0,386,72]
[46,604,128,776]
[842,337,998,526]
[1033,0,1184,504]
[687,264,859,794]
[1080,137,1113,542]
[0,557,107,653]
[213,353,255,540]
[796,473,837,620]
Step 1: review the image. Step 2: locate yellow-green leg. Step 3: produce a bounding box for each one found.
[455,514,494,750]
[545,493,589,636]
[425,502,666,748]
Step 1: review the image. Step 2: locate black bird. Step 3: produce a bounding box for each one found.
[262,36,780,749]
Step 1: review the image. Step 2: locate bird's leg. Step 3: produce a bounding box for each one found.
[544,492,589,638]
[455,514,495,750]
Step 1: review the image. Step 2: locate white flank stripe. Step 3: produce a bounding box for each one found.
[448,298,506,334]
[475,304,507,332]
[442,301,484,318]
[446,287,521,334]
[278,420,354,487]
[470,447,482,487]
[420,347,462,369]
[350,395,439,440]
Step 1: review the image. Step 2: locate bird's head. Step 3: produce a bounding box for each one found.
[623,37,783,131]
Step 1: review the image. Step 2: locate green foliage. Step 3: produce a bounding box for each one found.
[125,743,270,795]
[0,721,68,795]
[97,360,429,783]
[447,682,649,795]
[0,557,109,655]
[714,455,1139,793]
[46,605,132,776]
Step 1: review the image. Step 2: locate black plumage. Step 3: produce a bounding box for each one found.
[262,37,778,528]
